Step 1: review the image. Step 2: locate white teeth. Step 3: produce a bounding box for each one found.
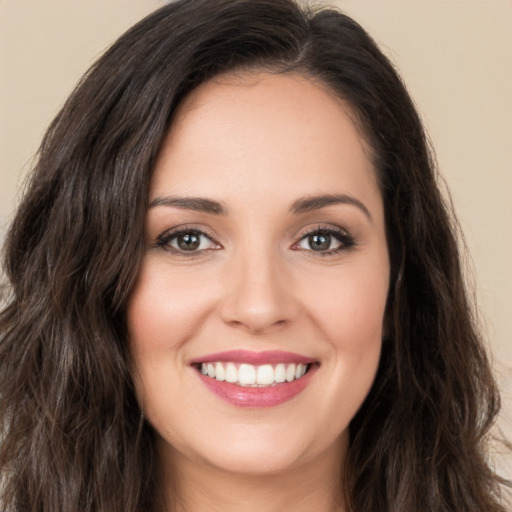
[238,364,256,386]
[275,363,286,383]
[295,363,307,379]
[256,364,274,386]
[198,361,311,387]
[286,363,296,382]
[225,362,238,383]
[215,362,225,381]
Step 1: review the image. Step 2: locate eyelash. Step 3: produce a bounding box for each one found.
[155,224,356,256]
[292,225,357,256]
[155,226,220,256]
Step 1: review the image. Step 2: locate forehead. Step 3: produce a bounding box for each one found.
[150,71,381,213]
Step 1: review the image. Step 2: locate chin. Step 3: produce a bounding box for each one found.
[158,420,348,478]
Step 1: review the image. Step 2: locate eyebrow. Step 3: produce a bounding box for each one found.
[149,196,227,215]
[148,193,371,220]
[290,194,372,220]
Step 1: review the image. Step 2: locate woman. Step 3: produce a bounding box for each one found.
[0,0,508,510]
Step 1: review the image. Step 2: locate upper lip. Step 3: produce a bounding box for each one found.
[189,350,317,366]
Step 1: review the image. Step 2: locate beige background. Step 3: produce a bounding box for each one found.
[1,0,511,477]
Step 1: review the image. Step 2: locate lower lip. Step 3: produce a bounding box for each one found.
[195,365,318,408]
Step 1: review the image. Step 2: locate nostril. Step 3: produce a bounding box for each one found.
[219,269,298,334]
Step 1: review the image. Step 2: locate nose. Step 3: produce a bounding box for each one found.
[219,246,298,335]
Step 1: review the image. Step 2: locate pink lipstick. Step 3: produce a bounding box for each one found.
[190,350,319,408]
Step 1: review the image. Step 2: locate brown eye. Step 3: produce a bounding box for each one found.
[157,229,219,253]
[307,233,332,251]
[297,231,342,252]
[176,232,201,251]
[293,227,356,255]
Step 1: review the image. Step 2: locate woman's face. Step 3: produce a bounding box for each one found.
[127,72,390,477]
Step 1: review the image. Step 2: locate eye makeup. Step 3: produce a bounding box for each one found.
[155,225,222,255]
[292,224,357,256]
[154,222,357,258]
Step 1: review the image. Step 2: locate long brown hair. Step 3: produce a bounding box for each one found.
[0,1,508,510]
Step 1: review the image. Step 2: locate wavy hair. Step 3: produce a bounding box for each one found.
[0,0,508,510]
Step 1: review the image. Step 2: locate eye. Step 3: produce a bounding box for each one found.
[293,227,355,254]
[156,228,220,253]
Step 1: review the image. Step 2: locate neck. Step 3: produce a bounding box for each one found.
[159,436,348,512]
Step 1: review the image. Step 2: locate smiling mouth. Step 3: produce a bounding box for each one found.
[193,362,315,387]
[189,349,319,406]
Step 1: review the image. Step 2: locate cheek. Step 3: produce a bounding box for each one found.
[125,260,223,419]
[300,255,388,405]
[303,259,389,347]
[127,260,217,356]
[308,267,386,423]
[126,260,219,428]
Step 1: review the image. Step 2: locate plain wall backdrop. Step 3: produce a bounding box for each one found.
[1,0,511,477]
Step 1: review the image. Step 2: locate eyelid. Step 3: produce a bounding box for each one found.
[155,225,222,253]
[291,224,357,254]
[153,223,356,256]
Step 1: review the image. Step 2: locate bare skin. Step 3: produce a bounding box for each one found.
[163,434,347,512]
[128,71,389,512]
